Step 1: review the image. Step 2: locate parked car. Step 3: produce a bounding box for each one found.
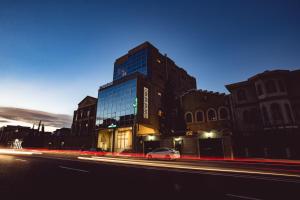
[146,147,180,160]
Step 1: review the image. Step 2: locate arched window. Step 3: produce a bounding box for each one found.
[262,106,269,125]
[285,103,293,123]
[195,110,204,122]
[219,107,229,120]
[207,108,217,121]
[270,103,283,123]
[256,84,263,96]
[237,89,247,101]
[185,112,193,123]
[265,80,277,94]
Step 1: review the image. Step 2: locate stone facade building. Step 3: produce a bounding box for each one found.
[226,69,300,159]
[70,96,97,149]
[175,89,233,158]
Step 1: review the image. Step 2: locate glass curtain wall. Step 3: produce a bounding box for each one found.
[113,49,148,80]
[96,79,137,128]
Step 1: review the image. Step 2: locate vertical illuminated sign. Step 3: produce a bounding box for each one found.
[143,87,149,119]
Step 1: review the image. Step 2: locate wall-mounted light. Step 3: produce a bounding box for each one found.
[204,131,214,138]
[148,135,155,141]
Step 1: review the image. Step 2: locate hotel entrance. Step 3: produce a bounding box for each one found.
[98,128,133,152]
[115,128,132,152]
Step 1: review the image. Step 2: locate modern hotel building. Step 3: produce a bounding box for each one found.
[96,42,196,153]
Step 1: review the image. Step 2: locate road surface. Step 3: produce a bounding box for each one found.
[0,149,300,200]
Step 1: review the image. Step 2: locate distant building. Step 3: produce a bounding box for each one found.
[226,69,300,159]
[0,125,50,148]
[0,125,32,147]
[71,96,97,136]
[70,96,97,149]
[48,127,71,149]
[178,89,233,157]
[96,41,196,153]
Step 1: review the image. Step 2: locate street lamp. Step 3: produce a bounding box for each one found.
[132,97,138,152]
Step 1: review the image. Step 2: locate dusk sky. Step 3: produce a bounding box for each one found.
[1,0,300,130]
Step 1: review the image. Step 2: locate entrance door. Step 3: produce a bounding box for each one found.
[199,138,224,158]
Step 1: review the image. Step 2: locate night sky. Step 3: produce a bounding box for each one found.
[1,0,300,117]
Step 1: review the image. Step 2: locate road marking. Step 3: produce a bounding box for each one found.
[15,158,27,162]
[58,165,89,173]
[226,193,263,200]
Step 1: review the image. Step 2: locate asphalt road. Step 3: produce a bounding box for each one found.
[1,150,300,200]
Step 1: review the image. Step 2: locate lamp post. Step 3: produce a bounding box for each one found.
[133,97,138,152]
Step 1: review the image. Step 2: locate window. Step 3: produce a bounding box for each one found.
[270,103,283,123]
[262,106,269,125]
[113,49,148,80]
[278,80,285,92]
[219,107,229,120]
[207,108,217,121]
[96,79,137,128]
[265,80,277,94]
[158,109,163,117]
[285,103,293,123]
[256,84,263,96]
[237,89,247,101]
[185,112,193,123]
[195,111,204,122]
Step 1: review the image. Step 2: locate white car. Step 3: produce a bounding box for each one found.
[146,147,180,160]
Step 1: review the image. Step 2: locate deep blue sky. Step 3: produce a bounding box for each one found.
[0,0,300,115]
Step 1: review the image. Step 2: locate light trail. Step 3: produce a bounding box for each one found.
[0,149,33,155]
[78,156,300,179]
[0,149,43,155]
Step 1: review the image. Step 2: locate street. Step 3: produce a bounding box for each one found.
[1,149,300,200]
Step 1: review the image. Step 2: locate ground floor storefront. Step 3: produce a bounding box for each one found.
[97,127,133,152]
[138,133,233,158]
[97,127,233,158]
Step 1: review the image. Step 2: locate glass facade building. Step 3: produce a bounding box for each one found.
[113,49,148,80]
[96,78,137,128]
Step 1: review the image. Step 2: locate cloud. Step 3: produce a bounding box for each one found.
[0,107,72,129]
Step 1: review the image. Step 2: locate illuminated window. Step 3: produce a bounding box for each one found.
[207,108,217,121]
[158,109,163,117]
[156,58,161,63]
